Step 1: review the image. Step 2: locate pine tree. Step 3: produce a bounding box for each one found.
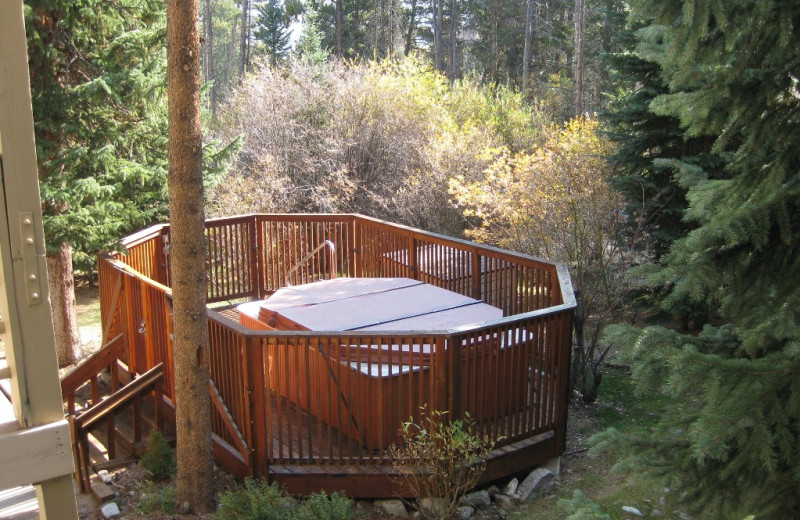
[597,2,800,518]
[254,0,292,66]
[294,6,331,64]
[26,0,171,364]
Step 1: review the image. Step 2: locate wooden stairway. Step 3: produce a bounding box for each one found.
[60,335,168,497]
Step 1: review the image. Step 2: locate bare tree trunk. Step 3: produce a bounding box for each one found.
[240,0,250,75]
[572,0,585,116]
[203,0,217,114]
[448,0,459,80]
[404,0,417,55]
[166,0,213,513]
[433,0,443,71]
[46,242,81,367]
[522,0,536,92]
[335,0,343,59]
[491,0,498,82]
[389,0,396,59]
[225,16,238,92]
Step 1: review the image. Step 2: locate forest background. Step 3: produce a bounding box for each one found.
[23,0,800,519]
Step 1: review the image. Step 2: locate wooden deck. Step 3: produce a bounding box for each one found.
[79,213,575,497]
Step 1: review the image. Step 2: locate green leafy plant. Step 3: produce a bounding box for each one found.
[214,478,293,520]
[139,430,175,481]
[215,479,355,520]
[136,481,177,515]
[293,491,354,520]
[558,490,611,520]
[389,409,494,519]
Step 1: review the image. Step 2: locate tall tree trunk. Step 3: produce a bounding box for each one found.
[166,0,213,513]
[203,0,217,114]
[572,0,585,116]
[404,0,417,55]
[46,242,81,367]
[434,0,443,71]
[240,0,250,75]
[491,0,498,82]
[225,16,238,90]
[448,0,458,80]
[389,0,396,59]
[335,0,343,59]
[522,0,536,92]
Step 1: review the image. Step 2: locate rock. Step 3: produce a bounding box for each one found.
[486,485,501,497]
[517,468,555,501]
[419,497,448,518]
[100,502,120,519]
[650,508,664,517]
[621,505,643,517]
[493,494,515,510]
[374,499,409,518]
[461,490,491,508]
[502,477,519,496]
[678,513,693,520]
[454,505,475,519]
[97,470,113,485]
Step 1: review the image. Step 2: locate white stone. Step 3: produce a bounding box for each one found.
[418,497,448,518]
[461,490,491,507]
[502,477,518,496]
[621,505,643,517]
[486,485,501,497]
[454,505,475,519]
[101,502,120,519]
[374,499,408,518]
[517,468,555,501]
[97,470,113,484]
[494,494,515,510]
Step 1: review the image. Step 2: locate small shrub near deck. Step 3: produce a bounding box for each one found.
[389,409,494,520]
[214,478,355,520]
[136,481,177,515]
[294,492,354,520]
[139,430,175,481]
[557,490,611,520]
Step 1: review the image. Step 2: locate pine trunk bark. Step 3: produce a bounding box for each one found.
[46,242,81,367]
[448,0,458,80]
[522,0,536,92]
[166,0,213,513]
[404,0,417,55]
[335,0,343,59]
[240,0,250,75]
[433,0,443,71]
[572,0,585,116]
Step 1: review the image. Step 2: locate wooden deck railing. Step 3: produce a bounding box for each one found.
[99,213,575,488]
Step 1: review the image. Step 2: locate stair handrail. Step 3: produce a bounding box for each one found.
[60,334,125,416]
[285,239,337,286]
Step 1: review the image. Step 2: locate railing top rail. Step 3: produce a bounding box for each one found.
[119,223,167,250]
[99,254,173,294]
[350,213,569,272]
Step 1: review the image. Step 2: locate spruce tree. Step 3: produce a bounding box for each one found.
[597,2,800,518]
[25,0,170,364]
[254,0,292,66]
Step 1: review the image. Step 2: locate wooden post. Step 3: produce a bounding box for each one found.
[0,2,79,517]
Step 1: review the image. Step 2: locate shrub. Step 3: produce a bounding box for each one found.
[209,57,546,238]
[136,481,177,515]
[215,479,356,520]
[293,492,354,520]
[215,478,293,520]
[558,490,611,520]
[139,430,175,481]
[389,409,494,520]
